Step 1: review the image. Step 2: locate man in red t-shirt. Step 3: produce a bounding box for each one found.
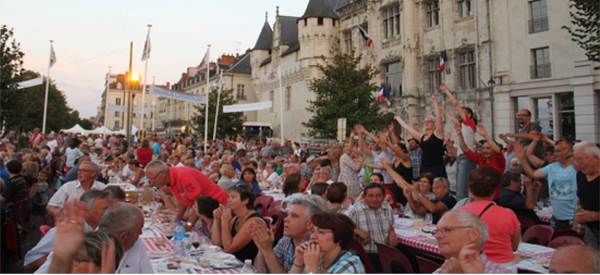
[145,161,229,228]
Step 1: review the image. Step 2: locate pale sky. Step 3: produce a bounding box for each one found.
[2,0,310,119]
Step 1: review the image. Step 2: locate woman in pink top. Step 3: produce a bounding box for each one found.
[460,166,520,273]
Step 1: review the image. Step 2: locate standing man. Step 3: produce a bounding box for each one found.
[407,138,422,179]
[503,109,544,160]
[515,139,578,230]
[152,136,164,160]
[145,160,229,228]
[344,183,398,272]
[572,142,599,249]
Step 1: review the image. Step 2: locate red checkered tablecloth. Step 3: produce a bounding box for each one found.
[537,212,552,224]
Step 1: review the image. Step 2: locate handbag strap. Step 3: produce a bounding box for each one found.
[479,202,495,218]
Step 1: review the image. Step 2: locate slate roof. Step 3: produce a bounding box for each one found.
[253,21,273,50]
[299,0,339,21]
[280,16,299,46]
[226,52,251,74]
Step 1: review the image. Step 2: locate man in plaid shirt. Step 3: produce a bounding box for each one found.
[345,183,399,272]
[408,138,422,179]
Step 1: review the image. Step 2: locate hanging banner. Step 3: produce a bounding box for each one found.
[150,85,206,104]
[223,101,272,113]
[17,77,44,89]
[107,104,150,114]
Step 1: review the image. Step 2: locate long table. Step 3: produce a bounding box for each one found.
[141,212,244,274]
[394,217,554,273]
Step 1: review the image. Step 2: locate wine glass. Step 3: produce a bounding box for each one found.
[425,213,433,228]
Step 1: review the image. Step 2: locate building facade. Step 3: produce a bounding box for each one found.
[249,0,599,143]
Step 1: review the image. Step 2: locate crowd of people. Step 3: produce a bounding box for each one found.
[1,83,599,274]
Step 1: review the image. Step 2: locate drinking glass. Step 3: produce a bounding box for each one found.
[425,213,433,226]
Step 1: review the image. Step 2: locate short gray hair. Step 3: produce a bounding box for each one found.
[552,244,600,273]
[220,164,233,175]
[573,141,600,158]
[451,210,488,248]
[238,157,249,165]
[80,161,100,177]
[80,189,112,211]
[434,177,450,188]
[145,160,169,173]
[321,166,332,176]
[98,202,143,235]
[290,198,324,221]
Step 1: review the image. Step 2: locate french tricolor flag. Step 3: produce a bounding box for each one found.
[358,25,373,47]
[439,50,447,73]
[377,87,384,102]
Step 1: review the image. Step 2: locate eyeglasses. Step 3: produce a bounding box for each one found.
[73,257,93,266]
[516,114,529,117]
[77,169,92,173]
[313,227,334,235]
[573,155,593,164]
[431,226,473,235]
[147,170,163,181]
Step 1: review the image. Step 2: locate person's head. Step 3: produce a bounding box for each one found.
[37,170,51,183]
[311,183,328,197]
[103,186,126,202]
[194,196,220,223]
[140,139,149,148]
[325,182,347,204]
[432,177,450,200]
[423,115,436,131]
[320,166,332,181]
[210,161,221,173]
[266,161,277,174]
[71,231,124,274]
[408,138,419,150]
[227,184,256,211]
[195,151,203,159]
[363,183,385,210]
[241,167,257,184]
[184,158,195,168]
[284,161,299,174]
[80,189,114,229]
[6,160,22,175]
[275,156,285,167]
[479,140,498,160]
[501,171,522,191]
[573,141,600,176]
[220,164,235,179]
[127,159,140,171]
[284,199,324,239]
[290,154,298,163]
[21,161,39,178]
[258,159,267,169]
[505,142,513,152]
[462,107,477,124]
[169,155,181,166]
[509,163,522,174]
[144,160,170,187]
[310,213,355,251]
[332,143,343,159]
[417,173,435,194]
[516,109,532,125]
[543,146,556,163]
[236,149,247,159]
[468,166,501,199]
[282,173,302,197]
[320,158,331,167]
[369,173,384,185]
[435,209,488,259]
[306,156,319,168]
[98,202,144,250]
[78,161,100,184]
[549,244,599,273]
[554,138,574,163]
[238,157,249,168]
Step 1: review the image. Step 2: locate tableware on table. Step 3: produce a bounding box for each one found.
[148,251,170,259]
[574,204,585,232]
[154,262,189,273]
[425,213,433,226]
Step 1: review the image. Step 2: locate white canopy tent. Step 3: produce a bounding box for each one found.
[89,126,114,135]
[61,124,88,134]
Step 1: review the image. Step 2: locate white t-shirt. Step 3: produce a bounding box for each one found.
[48,181,106,209]
[372,148,394,184]
[46,139,58,153]
[65,147,84,167]
[94,138,104,149]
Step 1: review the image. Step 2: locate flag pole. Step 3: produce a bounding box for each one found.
[140,24,152,131]
[151,76,156,132]
[103,66,111,137]
[42,40,54,134]
[278,65,284,144]
[213,70,223,140]
[203,45,211,153]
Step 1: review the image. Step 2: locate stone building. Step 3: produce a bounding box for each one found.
[250,0,599,143]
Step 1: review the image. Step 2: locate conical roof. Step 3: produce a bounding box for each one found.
[253,21,273,50]
[298,0,339,21]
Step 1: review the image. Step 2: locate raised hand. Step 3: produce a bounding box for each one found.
[439,83,448,92]
[454,123,462,136]
[247,223,274,252]
[431,94,438,102]
[52,200,87,263]
[458,242,485,274]
[476,124,488,137]
[99,240,117,274]
[412,122,420,132]
[303,243,322,272]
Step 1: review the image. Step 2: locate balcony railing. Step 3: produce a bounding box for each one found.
[530,63,552,79]
[528,16,549,33]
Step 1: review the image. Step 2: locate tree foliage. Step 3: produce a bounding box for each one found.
[191,87,244,140]
[562,0,599,69]
[1,25,25,131]
[303,49,386,138]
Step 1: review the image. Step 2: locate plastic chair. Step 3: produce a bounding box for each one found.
[269,199,283,212]
[265,206,286,244]
[254,195,274,216]
[548,236,585,249]
[348,239,377,273]
[517,215,537,236]
[552,229,584,240]
[39,225,52,237]
[523,225,554,246]
[416,255,441,273]
[374,242,414,273]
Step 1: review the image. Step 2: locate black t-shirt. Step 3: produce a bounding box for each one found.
[431,194,457,224]
[577,175,599,230]
[420,134,445,166]
[498,188,541,224]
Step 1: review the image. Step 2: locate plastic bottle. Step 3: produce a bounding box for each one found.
[173,221,185,257]
[240,259,255,274]
[181,233,192,259]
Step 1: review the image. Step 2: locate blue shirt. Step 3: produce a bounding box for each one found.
[236,180,260,197]
[0,167,9,187]
[151,143,161,160]
[539,162,578,220]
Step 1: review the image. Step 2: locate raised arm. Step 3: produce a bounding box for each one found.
[441,103,461,125]
[499,133,517,146]
[387,123,401,144]
[395,114,423,140]
[381,131,410,162]
[455,124,470,154]
[526,134,545,168]
[355,127,372,156]
[381,158,408,189]
[476,124,501,153]
[514,143,547,179]
[432,94,444,139]
[440,83,467,121]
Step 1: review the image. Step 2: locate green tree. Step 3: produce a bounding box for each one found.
[563,0,599,69]
[303,50,386,138]
[191,87,244,140]
[0,25,25,131]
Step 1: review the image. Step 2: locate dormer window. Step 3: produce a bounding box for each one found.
[318,17,324,25]
[304,19,307,26]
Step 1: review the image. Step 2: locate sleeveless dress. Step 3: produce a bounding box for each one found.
[420,134,447,178]
[231,212,267,262]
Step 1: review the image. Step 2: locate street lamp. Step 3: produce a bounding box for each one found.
[126,72,141,144]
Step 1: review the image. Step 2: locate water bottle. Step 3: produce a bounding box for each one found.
[240,259,255,274]
[173,221,185,257]
[181,233,192,259]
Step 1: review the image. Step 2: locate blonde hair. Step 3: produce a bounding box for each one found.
[21,161,39,178]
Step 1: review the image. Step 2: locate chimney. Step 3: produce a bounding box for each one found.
[166,82,170,89]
